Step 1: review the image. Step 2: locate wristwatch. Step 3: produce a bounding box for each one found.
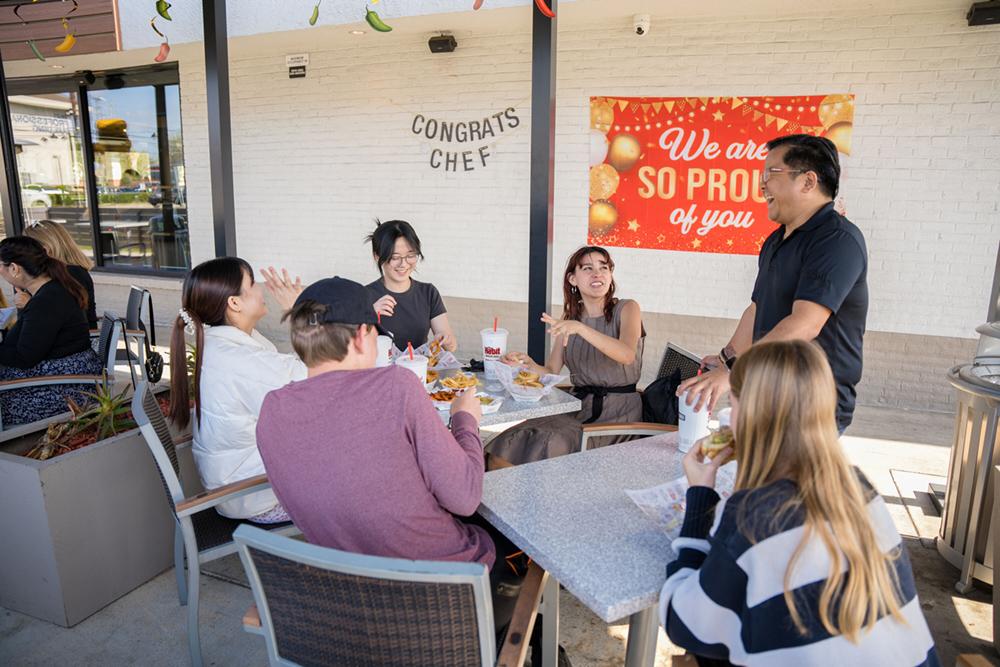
[720,347,736,371]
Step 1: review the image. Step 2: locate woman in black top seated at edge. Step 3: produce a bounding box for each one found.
[0,237,102,426]
[24,220,98,328]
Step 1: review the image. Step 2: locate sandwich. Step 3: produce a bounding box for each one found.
[701,427,734,460]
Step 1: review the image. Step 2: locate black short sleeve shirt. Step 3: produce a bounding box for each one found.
[366,278,447,349]
[751,202,869,429]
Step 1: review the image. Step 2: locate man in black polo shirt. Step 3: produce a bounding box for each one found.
[679,134,868,432]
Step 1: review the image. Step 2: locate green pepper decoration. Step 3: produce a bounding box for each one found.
[27,40,46,61]
[365,7,392,32]
[156,0,172,21]
[309,1,321,26]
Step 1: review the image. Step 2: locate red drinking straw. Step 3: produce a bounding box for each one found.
[493,316,498,332]
[407,342,414,360]
[377,312,381,325]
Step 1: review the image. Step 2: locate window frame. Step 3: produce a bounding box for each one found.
[5,63,188,277]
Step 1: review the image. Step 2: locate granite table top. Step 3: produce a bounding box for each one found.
[479,432,684,623]
[433,372,582,428]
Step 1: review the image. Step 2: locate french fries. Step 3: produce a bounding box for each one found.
[513,370,543,389]
[479,396,495,406]
[428,339,442,367]
[441,373,479,390]
[429,390,457,402]
[426,370,439,384]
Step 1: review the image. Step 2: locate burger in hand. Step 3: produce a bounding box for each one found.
[701,426,735,461]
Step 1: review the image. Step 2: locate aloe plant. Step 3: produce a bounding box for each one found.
[26,376,134,460]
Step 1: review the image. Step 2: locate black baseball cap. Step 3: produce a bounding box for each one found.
[293,277,388,336]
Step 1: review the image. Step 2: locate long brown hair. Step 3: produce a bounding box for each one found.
[561,246,617,323]
[169,257,253,428]
[25,219,94,270]
[0,236,87,310]
[729,341,904,642]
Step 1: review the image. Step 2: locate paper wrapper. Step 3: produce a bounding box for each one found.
[493,362,568,403]
[392,342,462,371]
[625,462,737,541]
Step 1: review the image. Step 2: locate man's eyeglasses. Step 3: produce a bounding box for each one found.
[389,253,419,266]
[760,167,805,185]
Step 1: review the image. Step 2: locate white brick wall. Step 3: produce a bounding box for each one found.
[8,1,1000,341]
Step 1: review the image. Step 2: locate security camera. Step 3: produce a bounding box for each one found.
[633,14,651,36]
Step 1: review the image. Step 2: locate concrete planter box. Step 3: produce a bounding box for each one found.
[0,422,195,627]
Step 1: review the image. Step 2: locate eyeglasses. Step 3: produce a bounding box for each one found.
[760,167,804,185]
[389,253,419,266]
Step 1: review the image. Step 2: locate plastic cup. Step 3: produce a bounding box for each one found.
[376,335,393,368]
[677,390,711,453]
[395,354,428,383]
[480,328,509,380]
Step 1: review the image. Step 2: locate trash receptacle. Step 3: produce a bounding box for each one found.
[937,334,1000,593]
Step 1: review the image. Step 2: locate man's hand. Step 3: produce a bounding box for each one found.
[450,388,482,424]
[676,365,730,413]
[682,438,732,489]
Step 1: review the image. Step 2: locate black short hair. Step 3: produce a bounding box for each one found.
[365,219,423,274]
[765,134,841,198]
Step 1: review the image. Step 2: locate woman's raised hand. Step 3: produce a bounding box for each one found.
[260,266,303,311]
[373,294,396,318]
[541,312,583,347]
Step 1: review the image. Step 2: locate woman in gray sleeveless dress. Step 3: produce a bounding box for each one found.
[487,247,644,466]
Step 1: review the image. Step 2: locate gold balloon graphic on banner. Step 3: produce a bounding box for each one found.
[589,200,618,237]
[589,164,620,201]
[824,121,853,156]
[590,99,614,133]
[818,94,854,129]
[607,134,641,173]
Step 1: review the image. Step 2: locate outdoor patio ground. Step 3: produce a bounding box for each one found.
[1,404,997,666]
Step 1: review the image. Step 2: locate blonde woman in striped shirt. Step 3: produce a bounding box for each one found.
[660,340,938,666]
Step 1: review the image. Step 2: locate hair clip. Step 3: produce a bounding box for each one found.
[178,307,195,335]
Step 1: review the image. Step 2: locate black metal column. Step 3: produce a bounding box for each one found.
[76,84,103,265]
[0,51,24,237]
[203,0,237,257]
[527,0,557,362]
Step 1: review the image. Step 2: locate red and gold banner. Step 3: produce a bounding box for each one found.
[587,95,854,254]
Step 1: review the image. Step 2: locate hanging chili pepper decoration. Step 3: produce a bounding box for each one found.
[533,0,555,18]
[155,0,172,21]
[473,0,485,9]
[308,0,321,26]
[364,6,393,32]
[154,41,171,62]
[150,17,165,38]
[54,17,77,53]
[27,40,46,61]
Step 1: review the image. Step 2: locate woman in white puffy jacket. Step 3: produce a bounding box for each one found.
[169,258,306,523]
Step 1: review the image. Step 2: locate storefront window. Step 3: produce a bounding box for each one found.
[7,65,189,273]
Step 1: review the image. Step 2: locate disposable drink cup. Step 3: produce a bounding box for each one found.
[395,354,429,383]
[480,328,509,380]
[376,335,393,368]
[678,390,711,453]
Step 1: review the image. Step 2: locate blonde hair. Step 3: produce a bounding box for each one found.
[24,220,93,270]
[729,341,903,642]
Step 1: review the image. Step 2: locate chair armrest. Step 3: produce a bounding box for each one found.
[0,375,103,392]
[582,422,676,434]
[242,604,264,635]
[175,474,271,518]
[497,563,547,667]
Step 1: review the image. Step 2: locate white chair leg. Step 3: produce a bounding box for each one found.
[174,525,187,606]
[187,558,203,667]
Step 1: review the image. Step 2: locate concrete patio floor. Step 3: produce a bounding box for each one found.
[1,404,997,666]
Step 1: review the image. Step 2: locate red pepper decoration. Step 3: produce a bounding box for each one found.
[534,0,555,18]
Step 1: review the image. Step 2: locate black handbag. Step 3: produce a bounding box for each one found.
[141,294,164,383]
[640,367,683,425]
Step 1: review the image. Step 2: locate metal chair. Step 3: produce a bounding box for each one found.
[131,381,299,667]
[117,285,155,378]
[235,525,546,667]
[579,342,700,451]
[0,312,122,436]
